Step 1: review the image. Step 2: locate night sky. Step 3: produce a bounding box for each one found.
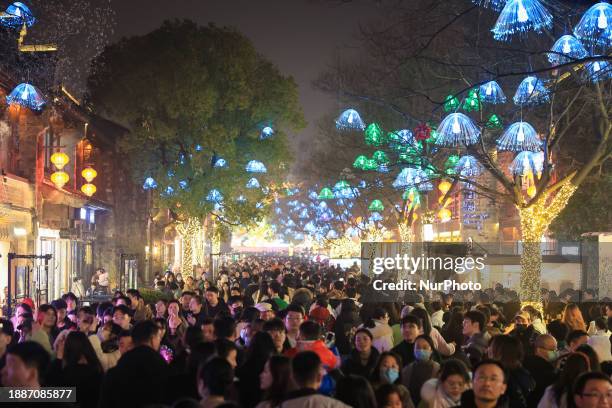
[108,0,374,152]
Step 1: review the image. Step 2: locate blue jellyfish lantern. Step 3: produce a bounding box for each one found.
[509,151,545,176]
[255,202,264,209]
[585,58,612,83]
[547,35,588,66]
[369,212,384,222]
[163,186,175,196]
[377,164,390,173]
[6,83,45,111]
[206,189,223,202]
[496,121,541,152]
[178,180,188,190]
[274,207,282,215]
[472,0,506,12]
[435,113,481,147]
[245,160,267,173]
[143,177,158,190]
[327,229,339,239]
[573,2,612,49]
[492,0,553,42]
[246,177,260,189]
[335,108,366,131]
[413,168,434,192]
[455,155,484,178]
[393,168,414,189]
[513,76,550,106]
[299,208,309,219]
[260,126,274,140]
[194,144,203,152]
[479,81,507,104]
[213,157,227,168]
[1,2,36,28]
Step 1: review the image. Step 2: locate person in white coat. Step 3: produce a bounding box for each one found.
[360,307,394,353]
[587,317,612,363]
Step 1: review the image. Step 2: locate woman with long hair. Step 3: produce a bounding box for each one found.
[441,307,465,347]
[236,331,277,408]
[410,308,455,357]
[561,303,587,332]
[488,335,535,408]
[48,331,103,408]
[256,355,295,408]
[361,307,394,353]
[341,327,380,378]
[335,375,377,408]
[166,299,188,352]
[538,352,591,408]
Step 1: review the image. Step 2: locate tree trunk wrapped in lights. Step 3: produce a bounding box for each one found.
[518,181,577,305]
[176,218,202,277]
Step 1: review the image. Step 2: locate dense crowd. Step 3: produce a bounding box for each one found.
[1,256,611,408]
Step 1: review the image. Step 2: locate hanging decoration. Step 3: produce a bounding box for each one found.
[462,88,481,112]
[81,183,97,197]
[213,157,227,168]
[50,152,69,169]
[377,164,390,173]
[479,81,507,104]
[455,155,484,178]
[472,0,506,12]
[414,123,431,141]
[206,189,223,202]
[438,208,452,223]
[81,168,97,183]
[0,2,36,28]
[246,177,260,189]
[509,151,545,176]
[393,168,415,189]
[368,199,385,212]
[353,155,368,170]
[486,114,504,130]
[584,58,612,83]
[363,159,378,171]
[413,168,434,192]
[372,150,390,164]
[365,123,385,146]
[435,113,481,147]
[492,0,553,42]
[318,187,334,200]
[462,188,489,230]
[260,126,274,140]
[369,212,384,222]
[143,177,158,190]
[335,109,366,131]
[50,171,69,189]
[547,35,588,66]
[496,121,541,151]
[513,76,550,106]
[443,95,460,112]
[6,83,46,111]
[573,2,612,48]
[245,160,267,173]
[438,180,452,194]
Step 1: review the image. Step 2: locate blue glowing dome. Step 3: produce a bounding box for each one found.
[513,76,550,106]
[6,83,45,111]
[260,126,274,140]
[455,155,484,178]
[472,0,506,12]
[584,58,612,83]
[246,177,260,189]
[143,177,157,190]
[497,121,541,152]
[435,113,481,147]
[245,160,267,173]
[573,2,612,48]
[509,151,545,176]
[479,81,507,104]
[213,157,227,168]
[335,108,366,131]
[547,35,588,66]
[1,2,36,28]
[492,0,553,42]
[206,189,223,202]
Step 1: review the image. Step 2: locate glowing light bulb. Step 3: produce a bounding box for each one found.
[527,80,534,94]
[465,159,471,169]
[415,176,421,184]
[517,0,529,23]
[517,124,525,142]
[486,83,493,96]
[452,117,461,134]
[348,112,354,124]
[593,61,601,72]
[598,8,608,29]
[562,39,571,54]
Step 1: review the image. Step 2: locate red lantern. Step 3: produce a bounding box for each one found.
[415,123,431,141]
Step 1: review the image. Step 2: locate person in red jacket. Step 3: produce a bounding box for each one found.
[285,320,340,370]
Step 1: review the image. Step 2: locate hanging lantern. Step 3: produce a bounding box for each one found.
[435,113,481,147]
[335,109,366,131]
[50,171,69,189]
[318,187,334,200]
[584,58,612,83]
[509,151,544,176]
[492,0,553,42]
[472,0,506,12]
[414,123,431,141]
[443,95,460,112]
[81,183,97,197]
[438,180,452,194]
[363,159,379,171]
[402,187,418,202]
[245,160,267,173]
[213,157,227,168]
[246,177,260,189]
[6,83,46,111]
[81,167,97,183]
[143,177,157,190]
[353,155,368,170]
[369,212,384,222]
[393,168,415,190]
[496,121,541,152]
[573,2,612,48]
[50,152,69,170]
[527,185,537,197]
[479,81,507,104]
[206,189,223,203]
[513,76,550,106]
[365,123,385,146]
[547,35,588,66]
[372,150,390,164]
[438,208,452,223]
[260,126,274,140]
[455,155,484,178]
[486,114,504,130]
[462,88,481,112]
[1,2,36,28]
[368,199,385,212]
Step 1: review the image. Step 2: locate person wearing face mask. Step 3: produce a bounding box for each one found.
[401,335,440,407]
[371,351,415,408]
[523,334,559,408]
[508,312,540,358]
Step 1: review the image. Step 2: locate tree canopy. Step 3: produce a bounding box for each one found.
[87,20,305,225]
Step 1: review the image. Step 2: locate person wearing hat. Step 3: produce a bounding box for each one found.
[0,318,15,384]
[255,302,275,321]
[508,310,541,357]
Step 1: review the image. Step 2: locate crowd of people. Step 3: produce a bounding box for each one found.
[1,256,611,408]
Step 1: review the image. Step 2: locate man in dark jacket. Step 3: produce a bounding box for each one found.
[523,334,558,408]
[462,310,488,368]
[391,315,421,367]
[460,359,509,408]
[99,320,169,408]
